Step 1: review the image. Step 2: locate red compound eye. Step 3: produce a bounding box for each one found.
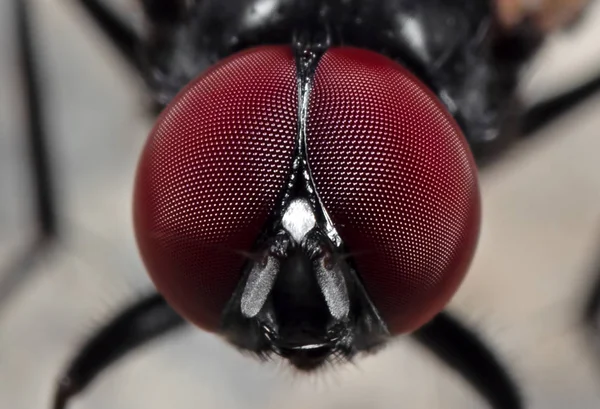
[134,47,297,331]
[133,45,480,334]
[308,48,480,333]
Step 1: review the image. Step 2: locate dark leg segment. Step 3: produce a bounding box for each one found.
[52,293,186,409]
[16,0,58,238]
[71,0,144,70]
[521,73,600,136]
[412,312,523,409]
[586,280,600,328]
[1,0,58,307]
[583,241,600,366]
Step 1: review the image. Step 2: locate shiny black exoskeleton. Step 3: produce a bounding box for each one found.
[141,0,542,161]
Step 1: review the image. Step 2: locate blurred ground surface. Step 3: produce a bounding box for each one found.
[2,1,600,409]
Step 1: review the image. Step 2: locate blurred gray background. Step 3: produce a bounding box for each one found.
[2,1,600,408]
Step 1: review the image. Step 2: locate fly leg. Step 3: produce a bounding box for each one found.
[412,312,523,409]
[521,71,600,136]
[70,0,144,70]
[583,242,600,369]
[0,0,58,307]
[52,293,186,409]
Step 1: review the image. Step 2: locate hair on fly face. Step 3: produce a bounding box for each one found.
[219,315,357,390]
[272,347,361,393]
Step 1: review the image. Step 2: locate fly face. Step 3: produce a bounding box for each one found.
[133,39,480,370]
[134,8,481,369]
